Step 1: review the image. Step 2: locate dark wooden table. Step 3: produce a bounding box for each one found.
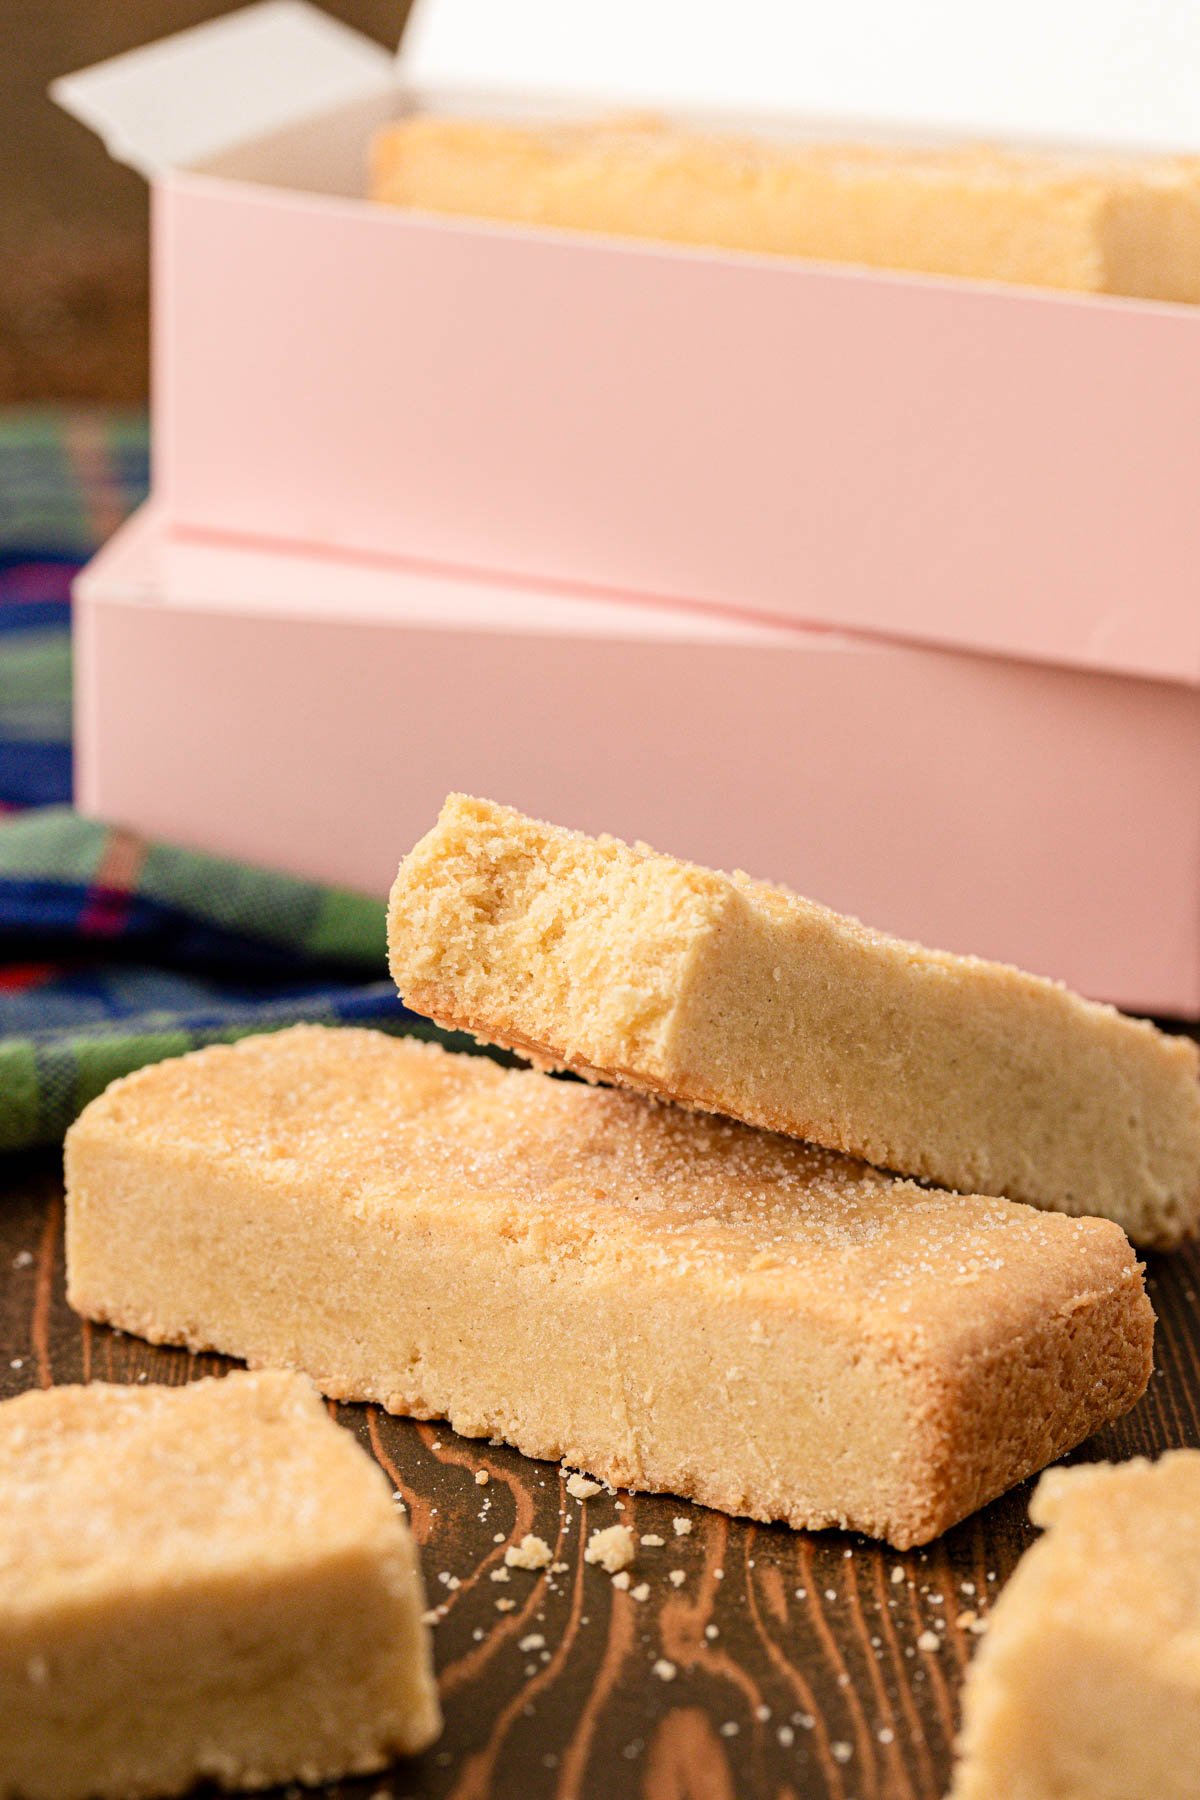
[4,1150,1198,1800]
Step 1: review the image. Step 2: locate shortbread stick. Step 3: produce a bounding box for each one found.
[0,1370,440,1800]
[387,795,1200,1248]
[65,1027,1152,1549]
[950,1453,1200,1800]
[371,116,1200,301]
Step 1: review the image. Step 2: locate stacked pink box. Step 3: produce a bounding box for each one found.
[57,1,1200,1013]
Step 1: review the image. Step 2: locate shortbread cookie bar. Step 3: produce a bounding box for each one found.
[951,1452,1200,1800]
[387,795,1200,1247]
[66,1027,1152,1549]
[0,1370,440,1800]
[371,116,1200,301]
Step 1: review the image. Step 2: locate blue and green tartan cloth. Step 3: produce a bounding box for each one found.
[0,409,437,1152]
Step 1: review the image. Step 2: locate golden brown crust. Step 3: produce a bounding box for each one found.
[388,796,1200,1249]
[0,1370,441,1799]
[448,1003,1197,1253]
[950,1453,1200,1799]
[66,1027,1153,1550]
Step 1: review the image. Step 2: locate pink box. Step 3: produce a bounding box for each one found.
[53,1,1200,684]
[57,3,1200,1017]
[75,505,1200,1017]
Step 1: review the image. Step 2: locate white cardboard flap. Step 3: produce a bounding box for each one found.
[400,0,1200,152]
[51,1,393,177]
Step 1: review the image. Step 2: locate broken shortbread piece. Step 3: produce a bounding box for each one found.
[0,1371,440,1800]
[65,1027,1153,1549]
[371,116,1200,302]
[951,1453,1200,1800]
[388,795,1200,1247]
[585,1525,636,1574]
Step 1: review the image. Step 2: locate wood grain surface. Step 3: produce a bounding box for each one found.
[3,1148,1198,1800]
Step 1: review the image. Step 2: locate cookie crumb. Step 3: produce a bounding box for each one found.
[672,1517,693,1537]
[566,1472,603,1500]
[506,1534,553,1571]
[917,1629,940,1653]
[653,1658,677,1681]
[585,1524,635,1573]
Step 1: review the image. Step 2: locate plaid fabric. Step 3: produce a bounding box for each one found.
[0,409,454,1152]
